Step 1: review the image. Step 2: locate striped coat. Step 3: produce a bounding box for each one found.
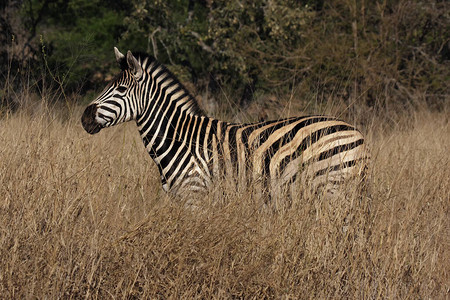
[81,48,368,202]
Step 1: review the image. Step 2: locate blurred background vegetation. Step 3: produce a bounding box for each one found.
[1,0,449,115]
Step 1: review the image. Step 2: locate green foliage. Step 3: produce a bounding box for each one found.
[206,1,315,86]
[121,0,317,104]
[1,0,448,109]
[32,0,130,93]
[121,0,211,83]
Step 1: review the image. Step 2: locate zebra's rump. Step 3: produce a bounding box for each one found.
[220,115,368,197]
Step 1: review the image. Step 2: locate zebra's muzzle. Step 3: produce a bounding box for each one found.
[81,104,102,134]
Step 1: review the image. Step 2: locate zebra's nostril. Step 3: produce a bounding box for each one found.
[81,104,102,134]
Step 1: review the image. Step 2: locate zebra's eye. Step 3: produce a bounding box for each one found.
[116,86,127,93]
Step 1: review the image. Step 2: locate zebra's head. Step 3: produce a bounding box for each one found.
[81,47,143,134]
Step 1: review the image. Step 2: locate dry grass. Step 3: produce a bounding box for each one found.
[0,103,448,299]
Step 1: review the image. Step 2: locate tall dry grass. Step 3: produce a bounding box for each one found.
[0,102,448,298]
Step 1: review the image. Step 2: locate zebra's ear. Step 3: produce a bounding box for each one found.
[126,50,143,79]
[114,47,125,63]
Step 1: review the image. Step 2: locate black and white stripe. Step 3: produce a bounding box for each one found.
[82,48,369,200]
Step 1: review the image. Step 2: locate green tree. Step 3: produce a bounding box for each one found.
[1,0,448,111]
[30,0,132,93]
[122,0,316,104]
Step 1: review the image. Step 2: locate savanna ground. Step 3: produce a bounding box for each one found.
[0,96,448,299]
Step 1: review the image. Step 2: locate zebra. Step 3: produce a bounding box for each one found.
[81,47,369,203]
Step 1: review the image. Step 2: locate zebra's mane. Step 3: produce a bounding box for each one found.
[118,51,205,117]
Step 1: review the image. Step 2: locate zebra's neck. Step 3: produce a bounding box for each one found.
[133,58,212,189]
[136,57,203,121]
[135,58,205,140]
